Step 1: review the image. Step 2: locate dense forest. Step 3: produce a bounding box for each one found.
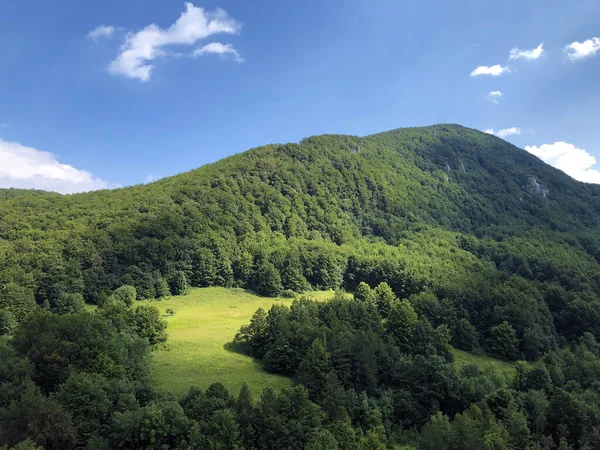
[2,124,600,448]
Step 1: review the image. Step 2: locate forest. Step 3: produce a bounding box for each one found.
[1,124,600,448]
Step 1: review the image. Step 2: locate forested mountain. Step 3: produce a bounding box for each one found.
[2,124,600,448]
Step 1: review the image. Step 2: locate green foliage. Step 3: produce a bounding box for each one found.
[295,338,333,398]
[154,277,170,299]
[169,271,188,296]
[12,310,129,392]
[306,429,339,450]
[0,310,16,336]
[255,262,283,297]
[354,282,375,303]
[487,321,520,360]
[451,318,478,352]
[112,286,136,307]
[387,299,418,352]
[374,282,395,317]
[53,292,85,315]
[132,305,168,347]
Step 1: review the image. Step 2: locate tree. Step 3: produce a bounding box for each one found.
[295,338,333,398]
[53,292,85,315]
[322,372,348,422]
[233,252,254,286]
[374,282,395,317]
[169,271,188,296]
[215,255,235,288]
[420,412,451,450]
[280,252,307,293]
[357,430,386,450]
[0,386,76,450]
[0,310,17,336]
[234,308,268,357]
[112,286,137,307]
[255,262,283,297]
[306,429,339,450]
[12,310,128,392]
[0,283,36,322]
[192,248,217,287]
[110,400,190,450]
[235,383,254,449]
[487,321,519,360]
[56,372,112,446]
[387,300,418,352]
[452,318,478,351]
[132,305,168,347]
[354,282,374,303]
[154,278,171,299]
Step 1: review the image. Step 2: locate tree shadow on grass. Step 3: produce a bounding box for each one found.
[223,341,248,356]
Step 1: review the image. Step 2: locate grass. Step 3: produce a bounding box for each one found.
[452,348,518,379]
[146,287,337,398]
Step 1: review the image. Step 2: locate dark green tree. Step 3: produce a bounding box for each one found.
[255,262,283,297]
[169,271,189,296]
[354,282,374,303]
[295,338,333,399]
[487,321,519,360]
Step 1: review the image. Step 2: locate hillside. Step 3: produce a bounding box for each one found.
[2,124,600,354]
[3,124,600,448]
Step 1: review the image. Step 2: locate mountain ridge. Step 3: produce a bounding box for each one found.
[1,124,600,313]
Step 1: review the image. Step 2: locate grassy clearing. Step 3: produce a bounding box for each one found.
[452,348,517,379]
[147,287,337,398]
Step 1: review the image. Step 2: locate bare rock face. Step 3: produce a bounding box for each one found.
[527,177,549,197]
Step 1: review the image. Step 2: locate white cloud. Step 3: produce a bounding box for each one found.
[108,2,241,81]
[0,139,114,194]
[497,127,521,138]
[88,25,116,41]
[487,91,503,104]
[485,127,521,139]
[525,142,600,184]
[509,43,544,60]
[145,173,158,183]
[193,42,243,62]
[470,64,510,77]
[564,37,600,60]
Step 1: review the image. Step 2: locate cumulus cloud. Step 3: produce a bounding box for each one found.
[0,139,113,194]
[485,127,521,139]
[564,37,600,60]
[193,42,243,62]
[108,2,242,81]
[509,43,544,60]
[88,25,116,41]
[525,142,600,184]
[470,64,510,77]
[487,91,503,104]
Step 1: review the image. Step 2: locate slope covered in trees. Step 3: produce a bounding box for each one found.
[2,124,600,447]
[2,125,600,354]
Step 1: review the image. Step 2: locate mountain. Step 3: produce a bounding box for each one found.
[1,124,600,356]
[4,124,600,448]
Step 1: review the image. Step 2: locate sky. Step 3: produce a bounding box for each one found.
[0,0,599,193]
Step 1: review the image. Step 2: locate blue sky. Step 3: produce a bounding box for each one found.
[0,0,599,192]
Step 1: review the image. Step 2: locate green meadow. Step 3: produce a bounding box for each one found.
[452,348,518,379]
[147,287,336,398]
[147,287,520,398]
